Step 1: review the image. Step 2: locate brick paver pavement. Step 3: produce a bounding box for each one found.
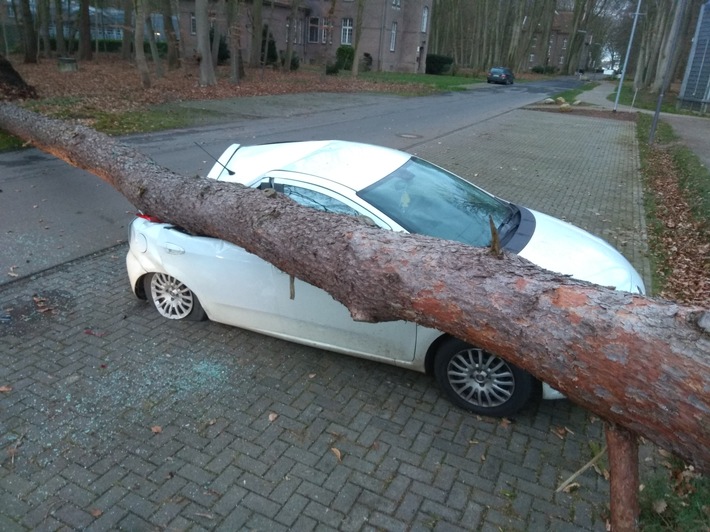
[1,103,650,531]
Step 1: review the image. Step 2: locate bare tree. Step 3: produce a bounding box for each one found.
[226,0,244,83]
[282,0,302,72]
[78,0,93,60]
[195,0,216,85]
[248,0,263,67]
[37,0,51,58]
[350,0,366,76]
[160,0,180,69]
[134,0,151,87]
[19,0,37,63]
[121,0,133,59]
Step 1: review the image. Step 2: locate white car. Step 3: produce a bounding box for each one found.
[127,140,645,417]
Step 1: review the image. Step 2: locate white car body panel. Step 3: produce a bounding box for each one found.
[519,210,645,294]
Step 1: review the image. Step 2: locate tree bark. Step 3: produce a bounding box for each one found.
[0,103,709,474]
[133,0,151,88]
[145,14,164,78]
[78,0,92,61]
[19,0,37,63]
[606,422,640,531]
[160,0,179,69]
[195,0,216,86]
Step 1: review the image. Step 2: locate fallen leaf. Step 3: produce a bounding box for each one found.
[499,418,512,428]
[308,373,316,379]
[653,499,668,514]
[268,413,278,422]
[0,385,12,393]
[562,482,580,493]
[552,426,567,439]
[151,425,162,434]
[90,508,103,518]
[331,447,342,462]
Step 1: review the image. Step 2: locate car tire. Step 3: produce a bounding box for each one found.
[434,338,534,417]
[144,272,207,321]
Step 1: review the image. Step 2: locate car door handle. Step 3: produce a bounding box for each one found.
[163,242,185,255]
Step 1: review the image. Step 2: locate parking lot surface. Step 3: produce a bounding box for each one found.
[2,90,652,530]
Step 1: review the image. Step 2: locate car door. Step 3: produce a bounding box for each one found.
[153,225,287,335]
[258,176,418,363]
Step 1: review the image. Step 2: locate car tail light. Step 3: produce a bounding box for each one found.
[137,213,163,223]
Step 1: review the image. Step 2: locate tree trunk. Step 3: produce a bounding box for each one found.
[249,0,262,67]
[37,0,51,58]
[195,0,216,85]
[210,0,225,68]
[606,422,640,531]
[0,102,709,474]
[78,0,92,61]
[133,0,151,88]
[145,15,164,78]
[226,0,243,83]
[19,0,37,63]
[121,0,132,60]
[350,0,366,77]
[650,0,687,92]
[160,0,179,69]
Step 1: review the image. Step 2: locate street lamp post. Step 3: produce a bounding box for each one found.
[613,0,643,112]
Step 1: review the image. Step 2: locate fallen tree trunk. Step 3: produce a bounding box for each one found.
[1,102,709,473]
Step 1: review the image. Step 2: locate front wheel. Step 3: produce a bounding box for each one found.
[434,339,534,417]
[144,273,207,321]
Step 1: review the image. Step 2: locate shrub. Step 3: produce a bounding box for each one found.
[531,65,557,75]
[360,52,373,72]
[280,52,300,71]
[325,63,340,75]
[261,25,278,66]
[425,54,454,75]
[335,45,354,70]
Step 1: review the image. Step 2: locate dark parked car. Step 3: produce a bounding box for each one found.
[487,67,515,85]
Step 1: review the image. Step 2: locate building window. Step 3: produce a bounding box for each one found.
[341,18,353,45]
[559,55,565,65]
[529,53,535,64]
[390,21,397,52]
[322,18,332,44]
[392,0,401,7]
[308,17,319,43]
[190,13,196,35]
[421,6,429,32]
[562,38,568,50]
[292,19,303,44]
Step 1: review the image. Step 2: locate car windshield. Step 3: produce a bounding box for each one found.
[358,157,516,247]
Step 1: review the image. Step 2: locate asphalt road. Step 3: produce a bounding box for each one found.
[0,78,582,284]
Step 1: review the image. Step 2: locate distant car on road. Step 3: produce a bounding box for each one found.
[126,140,645,417]
[487,67,515,85]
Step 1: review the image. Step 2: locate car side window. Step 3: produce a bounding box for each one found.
[283,184,363,217]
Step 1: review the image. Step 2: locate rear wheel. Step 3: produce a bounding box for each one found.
[144,273,206,321]
[434,338,534,417]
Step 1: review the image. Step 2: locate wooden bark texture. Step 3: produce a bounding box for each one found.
[606,422,640,531]
[1,102,709,472]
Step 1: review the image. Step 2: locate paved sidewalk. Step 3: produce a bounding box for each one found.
[580,80,710,169]
[1,97,651,531]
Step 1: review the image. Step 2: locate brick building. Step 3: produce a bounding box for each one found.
[176,0,432,73]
